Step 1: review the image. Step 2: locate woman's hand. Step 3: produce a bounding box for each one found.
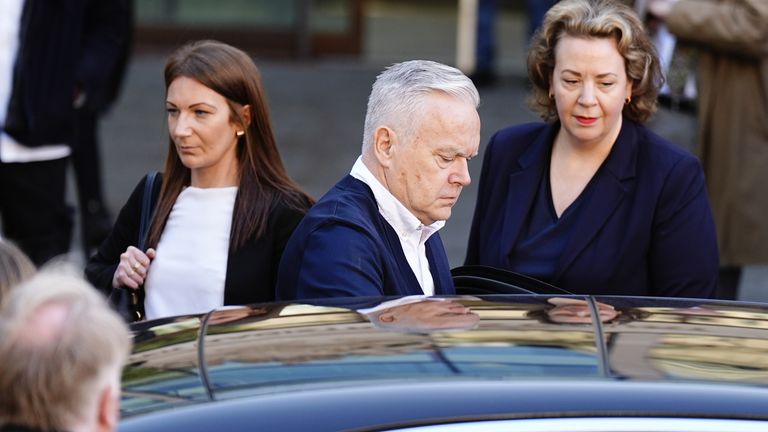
[112,246,157,289]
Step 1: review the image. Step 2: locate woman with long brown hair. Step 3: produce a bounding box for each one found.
[86,40,313,320]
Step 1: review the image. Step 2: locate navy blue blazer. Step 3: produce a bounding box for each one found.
[5,0,131,147]
[465,120,718,298]
[276,175,455,300]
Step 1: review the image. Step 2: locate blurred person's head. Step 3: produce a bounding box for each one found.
[527,0,663,125]
[148,39,312,251]
[361,60,481,225]
[0,239,36,304]
[366,299,480,333]
[0,266,132,432]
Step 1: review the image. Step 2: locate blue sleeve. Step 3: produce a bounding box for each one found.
[287,223,385,299]
[649,156,719,298]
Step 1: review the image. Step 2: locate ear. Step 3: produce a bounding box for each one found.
[233,105,252,135]
[97,384,120,432]
[625,80,633,101]
[378,312,396,323]
[372,126,396,167]
[241,104,252,128]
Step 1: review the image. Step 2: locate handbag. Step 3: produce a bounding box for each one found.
[109,171,159,322]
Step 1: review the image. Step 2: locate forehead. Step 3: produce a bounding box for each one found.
[412,93,480,153]
[554,35,625,72]
[166,76,227,104]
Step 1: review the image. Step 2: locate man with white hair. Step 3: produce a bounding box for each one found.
[0,268,132,432]
[277,60,481,299]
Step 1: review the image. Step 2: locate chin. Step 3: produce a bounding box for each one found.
[431,210,451,223]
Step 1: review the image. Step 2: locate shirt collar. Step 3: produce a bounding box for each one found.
[350,156,445,238]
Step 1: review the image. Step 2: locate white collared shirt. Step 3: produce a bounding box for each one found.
[0,0,69,162]
[350,156,445,296]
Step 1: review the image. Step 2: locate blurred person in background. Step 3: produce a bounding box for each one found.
[648,0,768,299]
[0,0,129,265]
[0,268,131,432]
[465,0,718,297]
[471,0,557,87]
[72,0,133,256]
[86,40,313,320]
[0,239,35,304]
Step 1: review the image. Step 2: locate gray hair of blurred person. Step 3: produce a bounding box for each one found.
[0,266,132,431]
[0,239,36,304]
[361,59,480,155]
[527,0,663,123]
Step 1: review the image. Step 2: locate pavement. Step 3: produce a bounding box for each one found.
[71,3,768,301]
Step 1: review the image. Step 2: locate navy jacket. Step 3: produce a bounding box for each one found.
[276,175,455,300]
[465,120,718,298]
[4,0,131,148]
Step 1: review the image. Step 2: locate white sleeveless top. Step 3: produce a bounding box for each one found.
[144,186,237,320]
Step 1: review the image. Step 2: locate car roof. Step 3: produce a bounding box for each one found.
[120,295,768,429]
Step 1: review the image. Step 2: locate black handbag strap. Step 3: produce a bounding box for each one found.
[129,171,159,322]
[138,171,159,251]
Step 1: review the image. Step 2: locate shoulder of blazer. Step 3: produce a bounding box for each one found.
[630,121,699,176]
[300,175,381,235]
[491,122,550,153]
[487,122,554,172]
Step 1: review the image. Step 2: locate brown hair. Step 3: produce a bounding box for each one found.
[527,0,663,123]
[147,40,313,251]
[0,240,36,304]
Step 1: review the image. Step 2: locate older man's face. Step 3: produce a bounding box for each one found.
[386,93,480,225]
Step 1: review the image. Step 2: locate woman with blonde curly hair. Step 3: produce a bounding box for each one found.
[465,0,717,297]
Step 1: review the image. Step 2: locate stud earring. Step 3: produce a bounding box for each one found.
[235,130,245,137]
[625,97,631,105]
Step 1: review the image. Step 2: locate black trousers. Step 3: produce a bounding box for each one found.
[0,157,72,265]
[72,107,107,217]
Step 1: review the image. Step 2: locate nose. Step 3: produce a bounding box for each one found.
[449,158,471,187]
[172,113,192,137]
[578,83,597,106]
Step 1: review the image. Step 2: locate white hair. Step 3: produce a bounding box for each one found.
[361,60,480,154]
[0,264,131,430]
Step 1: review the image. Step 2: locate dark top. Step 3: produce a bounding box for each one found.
[276,175,455,300]
[465,120,719,298]
[511,155,592,283]
[85,173,306,305]
[4,0,131,147]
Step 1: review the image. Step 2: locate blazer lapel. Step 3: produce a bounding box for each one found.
[501,125,556,265]
[553,120,639,281]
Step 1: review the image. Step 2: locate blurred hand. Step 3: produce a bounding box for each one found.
[648,0,679,19]
[112,246,156,290]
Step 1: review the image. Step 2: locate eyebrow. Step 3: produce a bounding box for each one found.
[165,101,218,110]
[438,147,478,159]
[560,69,619,79]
